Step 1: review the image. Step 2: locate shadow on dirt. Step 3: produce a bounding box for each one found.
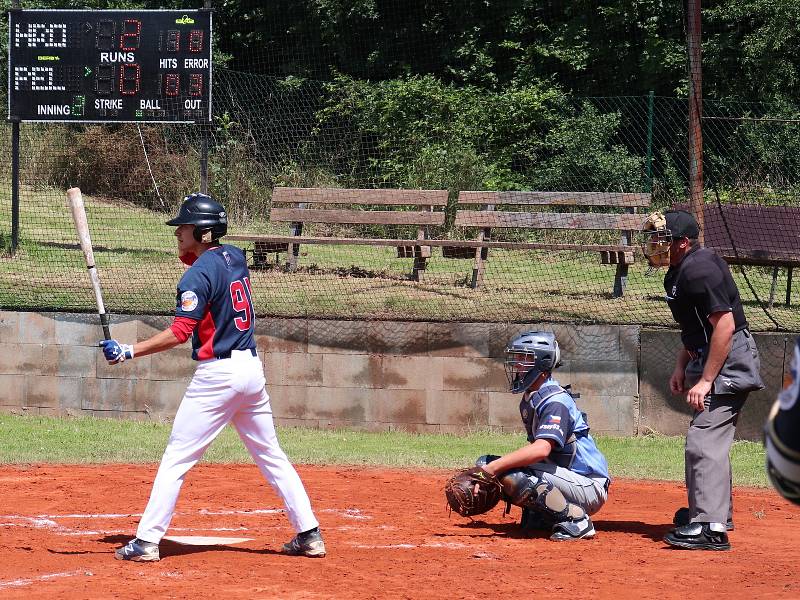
[89,535,285,558]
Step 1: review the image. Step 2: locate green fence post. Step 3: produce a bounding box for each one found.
[646,90,655,193]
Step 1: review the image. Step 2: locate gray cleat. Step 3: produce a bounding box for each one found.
[115,537,160,562]
[282,528,326,558]
[550,517,596,541]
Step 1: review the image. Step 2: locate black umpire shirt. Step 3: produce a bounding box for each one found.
[663,246,749,352]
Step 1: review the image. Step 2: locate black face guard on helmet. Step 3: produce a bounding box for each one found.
[504,331,562,394]
[166,192,228,243]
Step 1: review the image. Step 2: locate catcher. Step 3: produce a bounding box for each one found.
[445,331,610,541]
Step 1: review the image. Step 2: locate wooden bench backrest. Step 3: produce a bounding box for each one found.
[271,187,448,227]
[454,191,651,230]
[687,203,800,262]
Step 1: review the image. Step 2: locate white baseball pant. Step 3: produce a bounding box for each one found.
[136,349,319,543]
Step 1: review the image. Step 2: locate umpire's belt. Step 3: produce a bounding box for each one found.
[215,348,257,360]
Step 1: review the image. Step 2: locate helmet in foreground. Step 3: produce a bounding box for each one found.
[166,192,227,243]
[505,331,561,394]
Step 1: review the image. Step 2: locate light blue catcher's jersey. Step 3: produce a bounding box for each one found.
[520,377,611,480]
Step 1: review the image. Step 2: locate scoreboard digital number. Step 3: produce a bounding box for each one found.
[8,9,212,123]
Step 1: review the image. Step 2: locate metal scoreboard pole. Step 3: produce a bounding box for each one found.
[200,0,212,195]
[10,0,20,254]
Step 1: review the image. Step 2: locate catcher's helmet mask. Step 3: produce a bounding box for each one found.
[167,192,228,243]
[505,331,562,394]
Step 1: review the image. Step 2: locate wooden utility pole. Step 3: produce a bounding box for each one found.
[686,0,705,243]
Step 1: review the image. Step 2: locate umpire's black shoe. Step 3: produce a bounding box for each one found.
[673,507,734,531]
[664,522,730,551]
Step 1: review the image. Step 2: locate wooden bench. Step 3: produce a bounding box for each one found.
[694,204,800,307]
[450,191,652,295]
[227,187,448,280]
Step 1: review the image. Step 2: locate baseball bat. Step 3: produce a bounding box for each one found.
[66,187,111,340]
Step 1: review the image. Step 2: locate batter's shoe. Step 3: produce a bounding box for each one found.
[673,507,734,531]
[664,522,730,551]
[550,517,596,541]
[282,528,326,558]
[114,538,160,562]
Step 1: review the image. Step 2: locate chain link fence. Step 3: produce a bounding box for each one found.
[1,82,798,331]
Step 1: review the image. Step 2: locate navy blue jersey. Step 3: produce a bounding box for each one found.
[174,244,256,360]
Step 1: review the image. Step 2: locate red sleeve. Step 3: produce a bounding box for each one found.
[170,316,199,343]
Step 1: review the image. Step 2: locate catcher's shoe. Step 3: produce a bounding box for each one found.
[114,538,160,562]
[664,522,730,551]
[550,516,596,541]
[673,507,734,531]
[282,528,326,558]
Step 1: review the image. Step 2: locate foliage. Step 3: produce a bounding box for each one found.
[704,0,800,104]
[48,125,198,212]
[316,74,643,192]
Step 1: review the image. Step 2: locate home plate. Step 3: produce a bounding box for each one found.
[163,536,254,546]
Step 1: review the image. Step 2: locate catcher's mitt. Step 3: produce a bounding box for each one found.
[444,466,502,517]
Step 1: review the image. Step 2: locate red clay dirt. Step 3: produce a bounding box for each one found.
[0,464,798,599]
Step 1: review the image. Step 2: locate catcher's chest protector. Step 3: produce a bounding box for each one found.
[519,384,587,469]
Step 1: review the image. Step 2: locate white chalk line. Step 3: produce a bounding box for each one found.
[348,541,468,550]
[0,569,89,590]
[0,508,371,537]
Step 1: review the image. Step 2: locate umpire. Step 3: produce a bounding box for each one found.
[641,209,764,551]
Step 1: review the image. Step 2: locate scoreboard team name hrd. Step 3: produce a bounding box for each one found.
[8,9,212,123]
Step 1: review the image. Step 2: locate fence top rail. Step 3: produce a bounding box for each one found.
[272,187,449,206]
[458,190,652,208]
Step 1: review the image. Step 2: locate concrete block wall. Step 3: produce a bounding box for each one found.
[1,310,792,440]
[0,311,639,436]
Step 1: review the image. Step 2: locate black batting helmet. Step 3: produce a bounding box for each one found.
[166,192,228,243]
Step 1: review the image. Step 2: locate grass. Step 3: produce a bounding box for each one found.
[0,187,797,328]
[0,414,769,487]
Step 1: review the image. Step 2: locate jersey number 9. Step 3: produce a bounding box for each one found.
[230,278,254,331]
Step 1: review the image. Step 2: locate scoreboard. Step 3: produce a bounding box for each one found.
[8,9,212,123]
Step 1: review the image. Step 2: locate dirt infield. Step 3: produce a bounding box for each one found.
[0,464,798,599]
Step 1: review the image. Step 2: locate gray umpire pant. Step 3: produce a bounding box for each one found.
[685,392,747,525]
[683,329,762,525]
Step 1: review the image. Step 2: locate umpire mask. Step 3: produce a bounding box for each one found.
[505,331,561,394]
[640,211,672,268]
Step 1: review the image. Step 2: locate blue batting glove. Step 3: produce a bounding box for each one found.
[99,339,135,364]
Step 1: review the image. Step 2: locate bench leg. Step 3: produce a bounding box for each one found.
[286,222,303,271]
[787,267,793,307]
[287,243,300,271]
[768,266,779,309]
[613,263,628,298]
[470,231,489,289]
[470,247,486,289]
[411,256,426,281]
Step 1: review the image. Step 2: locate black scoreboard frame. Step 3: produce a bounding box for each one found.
[7,8,213,123]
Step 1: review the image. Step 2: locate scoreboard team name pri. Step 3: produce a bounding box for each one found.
[8,9,212,123]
